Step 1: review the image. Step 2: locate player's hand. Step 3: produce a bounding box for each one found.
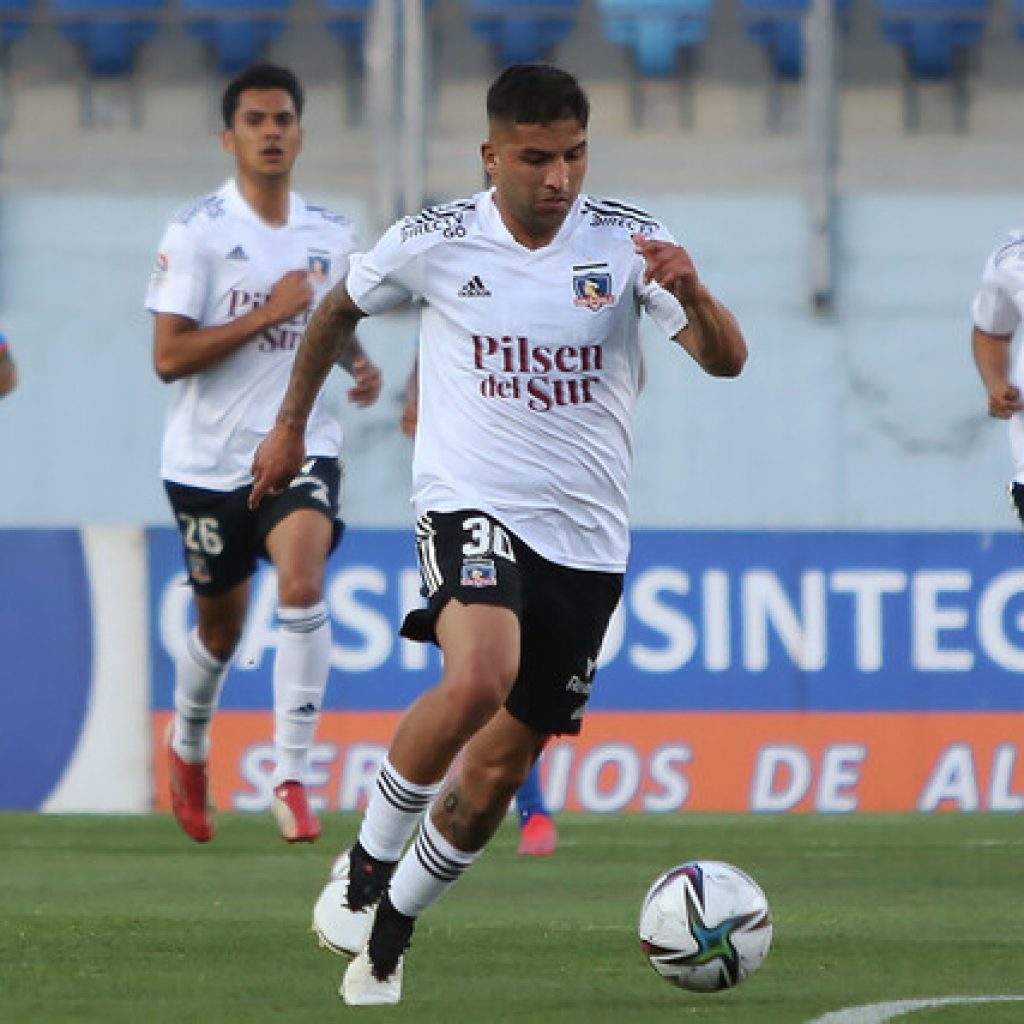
[400,392,418,437]
[632,234,701,306]
[264,270,314,325]
[249,424,306,509]
[988,384,1023,419]
[347,354,382,408]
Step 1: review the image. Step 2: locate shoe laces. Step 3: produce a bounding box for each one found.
[347,843,395,912]
[367,895,415,982]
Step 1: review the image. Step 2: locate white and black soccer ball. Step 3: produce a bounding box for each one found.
[638,860,773,993]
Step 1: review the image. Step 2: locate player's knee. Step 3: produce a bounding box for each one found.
[197,628,240,663]
[276,574,323,609]
[462,757,524,810]
[441,657,516,729]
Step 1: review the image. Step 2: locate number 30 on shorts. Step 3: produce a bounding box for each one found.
[461,515,515,561]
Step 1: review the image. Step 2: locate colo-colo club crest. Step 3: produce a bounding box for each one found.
[573,265,615,311]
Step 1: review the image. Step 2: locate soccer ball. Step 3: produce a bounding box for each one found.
[638,860,773,993]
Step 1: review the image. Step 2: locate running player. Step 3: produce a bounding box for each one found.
[251,63,746,1002]
[146,63,380,845]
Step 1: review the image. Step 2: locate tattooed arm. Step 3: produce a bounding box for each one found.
[250,282,365,507]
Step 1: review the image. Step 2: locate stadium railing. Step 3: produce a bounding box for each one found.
[876,0,991,132]
[596,0,714,128]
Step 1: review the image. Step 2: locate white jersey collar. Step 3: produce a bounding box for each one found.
[482,187,584,254]
[225,178,302,231]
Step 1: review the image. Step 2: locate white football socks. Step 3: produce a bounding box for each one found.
[358,757,441,863]
[272,602,331,786]
[172,628,229,764]
[388,813,480,918]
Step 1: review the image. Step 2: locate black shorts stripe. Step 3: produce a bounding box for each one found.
[415,516,443,595]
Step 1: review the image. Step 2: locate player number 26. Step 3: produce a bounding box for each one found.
[177,513,225,556]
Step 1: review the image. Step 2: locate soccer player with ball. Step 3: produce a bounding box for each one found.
[251,62,747,1004]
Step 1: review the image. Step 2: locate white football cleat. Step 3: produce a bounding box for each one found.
[340,949,403,1006]
[312,848,382,957]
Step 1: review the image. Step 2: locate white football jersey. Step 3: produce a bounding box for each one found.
[347,189,688,571]
[972,230,1024,482]
[145,179,357,489]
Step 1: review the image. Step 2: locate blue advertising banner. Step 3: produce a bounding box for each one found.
[147,527,1024,714]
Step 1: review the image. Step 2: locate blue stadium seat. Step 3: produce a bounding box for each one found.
[596,0,712,127]
[51,1,163,127]
[321,0,370,53]
[598,0,713,77]
[877,0,989,130]
[877,0,988,79]
[319,0,371,124]
[181,0,290,76]
[0,0,32,48]
[52,0,163,78]
[466,0,578,65]
[741,0,852,81]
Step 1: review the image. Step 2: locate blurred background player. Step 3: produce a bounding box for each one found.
[145,63,381,844]
[971,230,1024,524]
[0,331,17,398]
[251,63,745,1005]
[401,359,557,858]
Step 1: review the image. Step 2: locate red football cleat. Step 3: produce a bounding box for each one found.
[517,812,558,857]
[166,724,216,843]
[272,780,322,844]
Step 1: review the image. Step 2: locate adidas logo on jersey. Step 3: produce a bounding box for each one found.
[226,245,249,261]
[458,275,491,298]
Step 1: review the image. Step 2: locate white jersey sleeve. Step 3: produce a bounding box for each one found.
[145,210,208,320]
[972,231,1024,337]
[636,222,689,339]
[346,219,422,314]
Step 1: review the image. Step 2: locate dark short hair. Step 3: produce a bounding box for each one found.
[221,63,304,128]
[486,64,589,128]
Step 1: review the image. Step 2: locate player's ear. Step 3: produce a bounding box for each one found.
[481,141,497,180]
[222,127,235,157]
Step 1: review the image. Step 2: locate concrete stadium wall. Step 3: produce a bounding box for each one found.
[1,191,1018,532]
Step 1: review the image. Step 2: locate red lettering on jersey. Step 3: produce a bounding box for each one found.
[474,333,604,412]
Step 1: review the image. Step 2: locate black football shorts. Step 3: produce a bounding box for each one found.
[164,456,343,596]
[401,509,623,736]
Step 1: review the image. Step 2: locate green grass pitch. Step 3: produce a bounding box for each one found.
[2,812,1023,1023]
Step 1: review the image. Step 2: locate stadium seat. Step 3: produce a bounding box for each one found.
[876,0,989,130]
[0,0,31,48]
[597,0,714,127]
[740,0,852,81]
[0,0,32,138]
[466,0,579,66]
[52,0,162,75]
[320,0,371,124]
[51,0,164,127]
[739,0,851,130]
[181,0,290,76]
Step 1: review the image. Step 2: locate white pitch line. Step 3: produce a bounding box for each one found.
[807,995,1024,1023]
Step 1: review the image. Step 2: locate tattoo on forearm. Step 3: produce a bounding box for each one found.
[279,287,358,422]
